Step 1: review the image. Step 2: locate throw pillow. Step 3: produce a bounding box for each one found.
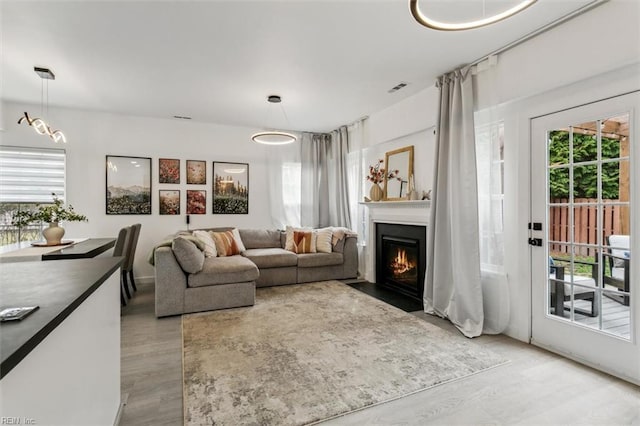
[293,230,317,254]
[172,237,205,274]
[193,230,217,257]
[285,226,313,251]
[315,227,333,253]
[212,230,241,257]
[231,228,247,252]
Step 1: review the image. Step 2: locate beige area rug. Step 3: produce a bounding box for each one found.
[182,281,507,425]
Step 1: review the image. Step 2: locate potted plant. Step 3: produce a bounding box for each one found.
[12,193,88,245]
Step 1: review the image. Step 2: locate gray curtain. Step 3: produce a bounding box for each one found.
[300,127,351,228]
[424,67,484,338]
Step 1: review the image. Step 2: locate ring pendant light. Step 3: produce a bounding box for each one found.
[251,95,297,145]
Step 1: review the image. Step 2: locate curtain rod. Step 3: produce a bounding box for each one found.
[469,0,609,68]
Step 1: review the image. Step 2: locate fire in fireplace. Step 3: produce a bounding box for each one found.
[376,223,426,300]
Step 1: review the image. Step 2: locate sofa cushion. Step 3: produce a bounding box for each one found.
[239,229,282,249]
[188,255,259,288]
[297,252,343,268]
[242,248,298,269]
[172,237,205,274]
[284,226,312,251]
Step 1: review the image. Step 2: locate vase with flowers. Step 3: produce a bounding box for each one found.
[11,193,88,245]
[366,159,401,201]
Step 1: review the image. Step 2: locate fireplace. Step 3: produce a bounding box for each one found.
[376,223,426,300]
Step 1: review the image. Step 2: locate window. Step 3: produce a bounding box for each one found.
[0,146,66,246]
[475,121,505,272]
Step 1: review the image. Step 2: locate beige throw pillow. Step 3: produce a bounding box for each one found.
[193,230,217,257]
[315,227,333,253]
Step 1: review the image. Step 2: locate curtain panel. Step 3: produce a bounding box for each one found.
[300,128,352,229]
[424,67,484,338]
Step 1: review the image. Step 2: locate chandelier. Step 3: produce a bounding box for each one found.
[409,0,538,31]
[251,95,297,145]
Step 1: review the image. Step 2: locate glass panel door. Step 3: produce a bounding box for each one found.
[531,93,639,383]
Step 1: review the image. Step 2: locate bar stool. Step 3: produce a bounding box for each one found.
[123,223,141,295]
[113,226,132,306]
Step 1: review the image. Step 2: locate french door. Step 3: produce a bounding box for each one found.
[531,92,639,383]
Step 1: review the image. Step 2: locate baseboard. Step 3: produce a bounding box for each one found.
[113,392,129,425]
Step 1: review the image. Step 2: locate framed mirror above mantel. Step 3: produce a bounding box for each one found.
[383,145,414,200]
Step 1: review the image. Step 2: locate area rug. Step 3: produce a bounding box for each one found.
[182,281,507,425]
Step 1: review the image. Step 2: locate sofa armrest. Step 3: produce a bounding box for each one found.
[154,246,187,317]
[342,235,358,279]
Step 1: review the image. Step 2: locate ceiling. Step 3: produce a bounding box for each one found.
[1,0,596,133]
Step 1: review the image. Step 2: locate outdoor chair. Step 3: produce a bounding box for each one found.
[549,257,599,317]
[604,234,630,306]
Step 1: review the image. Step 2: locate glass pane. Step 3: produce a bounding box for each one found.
[549,129,570,166]
[602,290,631,339]
[549,167,569,202]
[549,206,570,244]
[572,121,598,164]
[602,114,629,160]
[573,164,598,200]
[572,205,597,251]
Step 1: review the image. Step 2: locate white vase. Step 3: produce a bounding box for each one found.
[42,222,65,245]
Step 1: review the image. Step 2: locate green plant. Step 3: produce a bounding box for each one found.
[11,193,87,227]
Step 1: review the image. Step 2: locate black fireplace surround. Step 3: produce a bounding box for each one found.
[376,223,426,300]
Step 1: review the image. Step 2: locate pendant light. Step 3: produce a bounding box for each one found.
[409,0,538,31]
[17,66,67,143]
[251,95,297,145]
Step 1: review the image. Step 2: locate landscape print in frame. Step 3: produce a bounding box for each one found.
[106,155,152,215]
[159,158,180,184]
[159,190,180,215]
[213,162,248,214]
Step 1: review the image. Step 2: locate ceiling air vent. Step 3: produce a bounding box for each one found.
[173,115,192,120]
[388,82,409,94]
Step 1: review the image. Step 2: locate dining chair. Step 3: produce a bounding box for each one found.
[113,226,132,306]
[123,223,141,295]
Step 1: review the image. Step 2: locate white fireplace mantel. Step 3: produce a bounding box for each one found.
[360,200,430,282]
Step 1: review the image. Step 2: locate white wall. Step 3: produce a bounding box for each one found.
[363,0,640,341]
[0,102,272,278]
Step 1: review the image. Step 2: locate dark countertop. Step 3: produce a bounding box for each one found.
[42,238,116,260]
[0,257,123,379]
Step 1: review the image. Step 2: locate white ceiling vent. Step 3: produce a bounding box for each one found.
[387,82,409,93]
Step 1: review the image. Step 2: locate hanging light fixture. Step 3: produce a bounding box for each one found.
[17,66,67,143]
[251,95,297,145]
[409,0,538,31]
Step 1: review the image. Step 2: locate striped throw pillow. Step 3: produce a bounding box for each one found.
[212,230,240,257]
[293,230,317,254]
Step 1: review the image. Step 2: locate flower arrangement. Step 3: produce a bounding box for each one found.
[366,159,401,185]
[11,193,88,227]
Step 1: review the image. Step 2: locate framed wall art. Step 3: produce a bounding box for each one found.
[186,190,206,214]
[213,162,248,214]
[159,190,180,215]
[106,155,151,215]
[159,158,180,184]
[186,160,206,185]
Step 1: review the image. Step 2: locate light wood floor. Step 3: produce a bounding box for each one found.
[120,282,640,426]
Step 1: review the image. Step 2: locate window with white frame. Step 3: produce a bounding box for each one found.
[0,146,66,246]
[475,121,505,271]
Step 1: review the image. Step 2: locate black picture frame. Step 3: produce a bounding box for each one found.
[186,190,206,214]
[106,155,152,215]
[159,158,180,184]
[159,190,180,215]
[186,160,206,185]
[212,162,249,214]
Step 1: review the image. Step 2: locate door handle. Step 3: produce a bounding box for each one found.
[528,238,543,247]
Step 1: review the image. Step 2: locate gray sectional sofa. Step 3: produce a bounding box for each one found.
[154,228,357,317]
